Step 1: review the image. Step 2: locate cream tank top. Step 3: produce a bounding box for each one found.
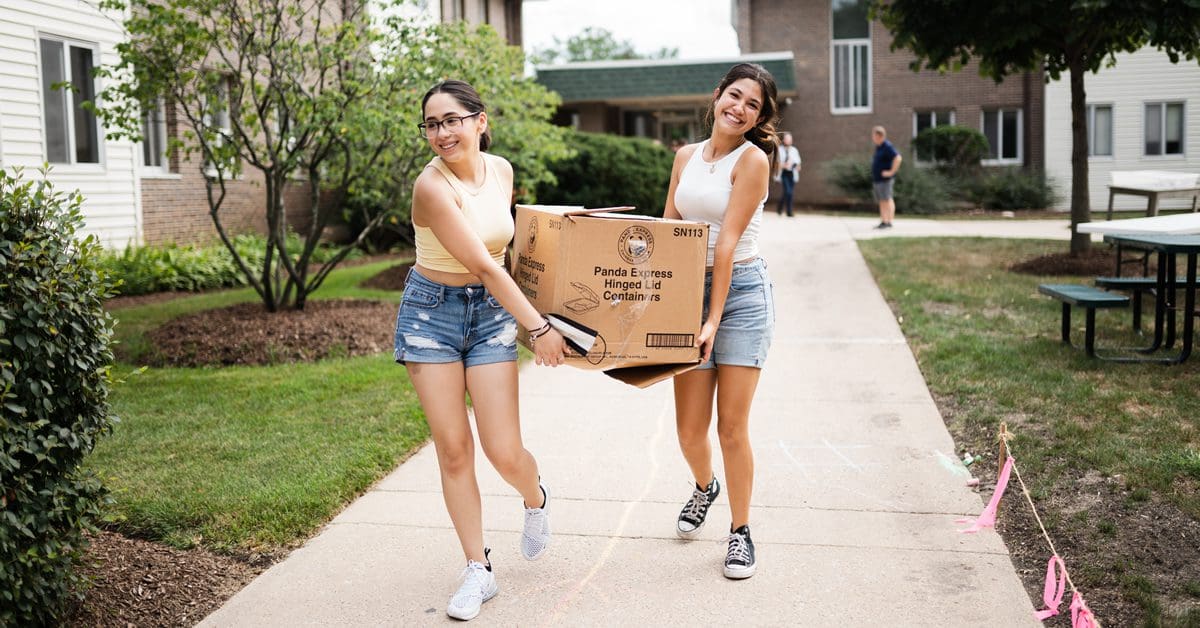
[672,140,766,266]
[414,153,514,274]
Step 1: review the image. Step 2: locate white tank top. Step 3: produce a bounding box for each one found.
[672,140,765,266]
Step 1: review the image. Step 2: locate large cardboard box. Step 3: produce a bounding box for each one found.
[512,205,709,387]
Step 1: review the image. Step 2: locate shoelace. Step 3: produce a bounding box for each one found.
[523,508,546,539]
[724,532,751,564]
[453,562,489,603]
[680,487,712,522]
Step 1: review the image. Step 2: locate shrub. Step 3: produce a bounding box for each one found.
[971,168,1058,210]
[912,126,989,175]
[99,233,358,296]
[0,169,117,624]
[822,155,956,215]
[536,130,674,217]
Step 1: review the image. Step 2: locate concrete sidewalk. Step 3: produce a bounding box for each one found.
[202,213,1042,626]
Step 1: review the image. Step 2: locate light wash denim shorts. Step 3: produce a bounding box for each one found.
[697,257,775,370]
[393,268,518,368]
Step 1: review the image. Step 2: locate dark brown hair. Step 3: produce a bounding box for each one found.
[703,63,780,166]
[422,79,491,151]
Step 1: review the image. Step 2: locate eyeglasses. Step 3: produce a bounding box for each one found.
[418,112,482,137]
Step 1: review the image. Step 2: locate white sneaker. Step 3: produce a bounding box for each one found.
[521,484,551,560]
[446,549,498,621]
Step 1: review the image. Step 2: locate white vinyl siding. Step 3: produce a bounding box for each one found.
[1,1,142,247]
[1044,47,1200,212]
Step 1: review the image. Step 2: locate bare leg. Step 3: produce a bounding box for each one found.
[466,361,542,507]
[406,361,485,564]
[715,365,763,530]
[673,368,719,488]
[882,198,896,224]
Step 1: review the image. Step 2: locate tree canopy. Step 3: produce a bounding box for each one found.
[529,26,678,65]
[876,0,1200,253]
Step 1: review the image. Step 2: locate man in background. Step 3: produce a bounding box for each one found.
[775,132,801,217]
[871,126,901,229]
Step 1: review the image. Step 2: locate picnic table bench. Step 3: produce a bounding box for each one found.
[1038,284,1130,357]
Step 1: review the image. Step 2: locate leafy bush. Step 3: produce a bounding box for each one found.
[970,168,1058,210]
[912,125,989,175]
[822,155,956,215]
[536,130,674,217]
[100,233,358,296]
[0,169,117,624]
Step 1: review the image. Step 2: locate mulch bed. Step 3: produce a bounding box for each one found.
[144,299,398,367]
[68,531,269,627]
[359,261,413,292]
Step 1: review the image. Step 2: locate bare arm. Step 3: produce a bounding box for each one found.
[884,154,902,178]
[412,160,566,364]
[700,147,770,360]
[662,144,698,220]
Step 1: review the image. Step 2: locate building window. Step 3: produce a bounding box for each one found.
[141,98,169,171]
[912,110,954,163]
[39,36,100,164]
[982,108,1022,164]
[830,0,870,113]
[1145,102,1184,156]
[1087,104,1112,157]
[203,76,233,178]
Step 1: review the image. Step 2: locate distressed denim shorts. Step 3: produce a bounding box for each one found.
[697,257,775,370]
[393,268,518,368]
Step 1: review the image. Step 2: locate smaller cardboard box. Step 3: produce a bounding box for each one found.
[512,205,709,387]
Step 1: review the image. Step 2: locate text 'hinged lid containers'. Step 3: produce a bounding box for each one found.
[513,205,709,387]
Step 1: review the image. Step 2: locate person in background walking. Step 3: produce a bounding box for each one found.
[663,63,778,580]
[872,125,902,229]
[397,79,568,621]
[775,131,800,216]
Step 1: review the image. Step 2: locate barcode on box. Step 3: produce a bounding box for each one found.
[646,333,694,348]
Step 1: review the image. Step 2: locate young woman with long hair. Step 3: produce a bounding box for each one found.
[662,63,779,579]
[396,79,568,620]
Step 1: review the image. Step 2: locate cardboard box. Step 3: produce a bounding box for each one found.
[512,205,709,387]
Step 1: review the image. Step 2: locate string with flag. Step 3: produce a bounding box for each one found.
[956,423,1101,628]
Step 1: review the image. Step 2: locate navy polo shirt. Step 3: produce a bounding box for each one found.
[872,140,899,182]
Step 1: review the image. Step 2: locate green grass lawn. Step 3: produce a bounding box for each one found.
[90,259,428,554]
[859,237,1200,625]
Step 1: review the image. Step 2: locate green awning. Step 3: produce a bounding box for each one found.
[535,52,796,104]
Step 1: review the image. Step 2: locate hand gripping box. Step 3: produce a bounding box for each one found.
[512,205,709,387]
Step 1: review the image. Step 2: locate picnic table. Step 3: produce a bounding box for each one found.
[1106,170,1200,220]
[1050,214,1200,363]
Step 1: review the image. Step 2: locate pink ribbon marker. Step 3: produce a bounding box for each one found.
[1034,555,1067,620]
[957,455,1014,533]
[1070,591,1099,628]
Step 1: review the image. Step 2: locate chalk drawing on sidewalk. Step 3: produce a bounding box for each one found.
[775,440,912,511]
[933,449,972,478]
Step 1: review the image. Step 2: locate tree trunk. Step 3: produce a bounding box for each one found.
[1068,56,1091,255]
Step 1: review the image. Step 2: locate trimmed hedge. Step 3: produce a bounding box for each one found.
[822,155,956,215]
[535,130,674,217]
[0,170,117,624]
[969,168,1058,210]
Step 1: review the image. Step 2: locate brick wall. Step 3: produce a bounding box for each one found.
[141,102,315,246]
[751,0,1044,206]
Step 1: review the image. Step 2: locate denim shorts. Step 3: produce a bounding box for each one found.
[393,268,518,368]
[697,257,775,370]
[873,179,895,201]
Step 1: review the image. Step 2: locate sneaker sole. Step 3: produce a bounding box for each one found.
[724,563,757,579]
[447,586,498,621]
[676,522,704,539]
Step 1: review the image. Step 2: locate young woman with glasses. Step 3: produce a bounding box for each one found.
[662,63,779,579]
[396,79,568,621]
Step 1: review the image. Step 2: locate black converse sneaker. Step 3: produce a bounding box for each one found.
[723,524,757,579]
[676,477,721,539]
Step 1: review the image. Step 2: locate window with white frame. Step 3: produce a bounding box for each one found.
[202,76,233,177]
[913,110,955,163]
[1144,102,1184,156]
[1087,104,1112,157]
[982,108,1022,164]
[141,98,169,171]
[831,0,870,113]
[39,36,100,164]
